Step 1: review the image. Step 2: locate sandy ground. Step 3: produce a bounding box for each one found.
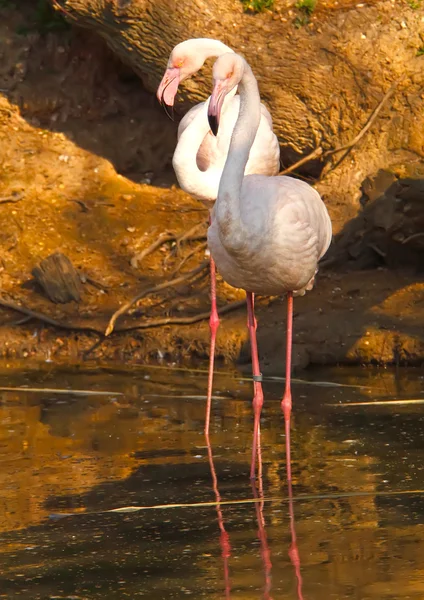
[0,2,423,371]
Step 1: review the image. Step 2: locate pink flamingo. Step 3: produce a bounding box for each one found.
[207,53,332,480]
[157,39,280,435]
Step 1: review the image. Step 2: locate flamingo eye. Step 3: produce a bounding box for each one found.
[174,59,184,68]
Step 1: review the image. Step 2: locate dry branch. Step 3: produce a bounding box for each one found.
[131,223,207,268]
[169,242,208,276]
[131,232,175,269]
[401,233,424,245]
[0,192,23,204]
[105,260,209,336]
[115,299,246,332]
[279,79,402,178]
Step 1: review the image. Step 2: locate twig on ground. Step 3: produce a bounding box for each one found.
[175,222,206,247]
[105,261,209,336]
[131,223,207,269]
[10,315,33,326]
[115,299,246,333]
[368,243,386,258]
[163,222,207,267]
[131,232,175,268]
[0,192,23,204]
[401,232,424,245]
[279,148,323,176]
[169,242,208,277]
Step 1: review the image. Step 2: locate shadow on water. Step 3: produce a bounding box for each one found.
[0,361,424,597]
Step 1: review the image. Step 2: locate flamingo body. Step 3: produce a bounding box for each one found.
[208,174,331,295]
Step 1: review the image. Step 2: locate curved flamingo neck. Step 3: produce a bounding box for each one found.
[190,39,234,63]
[172,100,223,203]
[177,39,235,86]
[214,60,262,243]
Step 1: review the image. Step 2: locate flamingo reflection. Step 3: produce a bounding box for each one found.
[287,479,304,600]
[252,430,273,599]
[205,434,232,599]
[254,440,305,600]
[205,434,304,600]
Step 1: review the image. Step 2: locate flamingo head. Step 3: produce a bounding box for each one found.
[208,53,244,136]
[156,39,217,119]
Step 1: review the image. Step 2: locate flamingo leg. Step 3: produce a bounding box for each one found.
[281,292,294,482]
[205,215,220,435]
[205,434,232,598]
[246,291,264,479]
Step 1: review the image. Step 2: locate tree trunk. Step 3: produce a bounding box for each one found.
[52,0,424,265]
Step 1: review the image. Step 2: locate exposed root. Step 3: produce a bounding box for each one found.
[105,260,209,336]
[113,298,246,333]
[0,295,103,334]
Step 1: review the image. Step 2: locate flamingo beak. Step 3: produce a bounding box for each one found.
[156,67,180,121]
[207,80,227,136]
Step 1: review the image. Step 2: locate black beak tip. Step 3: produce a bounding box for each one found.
[208,113,219,136]
[162,101,174,121]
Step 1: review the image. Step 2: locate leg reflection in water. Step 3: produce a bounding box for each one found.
[253,437,305,600]
[252,430,273,600]
[205,434,231,599]
[287,479,304,600]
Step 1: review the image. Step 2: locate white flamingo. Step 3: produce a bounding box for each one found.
[207,53,332,480]
[157,39,280,434]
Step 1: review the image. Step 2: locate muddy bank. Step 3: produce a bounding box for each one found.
[1,266,423,371]
[0,2,423,370]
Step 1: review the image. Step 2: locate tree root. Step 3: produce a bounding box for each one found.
[112,298,246,333]
[105,260,209,336]
[0,295,103,334]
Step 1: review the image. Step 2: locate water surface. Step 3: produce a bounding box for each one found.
[0,361,423,599]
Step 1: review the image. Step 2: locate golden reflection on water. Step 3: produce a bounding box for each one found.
[0,361,423,598]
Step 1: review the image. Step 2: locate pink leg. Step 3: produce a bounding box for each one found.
[281,292,294,482]
[205,433,231,598]
[246,291,264,480]
[204,228,220,435]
